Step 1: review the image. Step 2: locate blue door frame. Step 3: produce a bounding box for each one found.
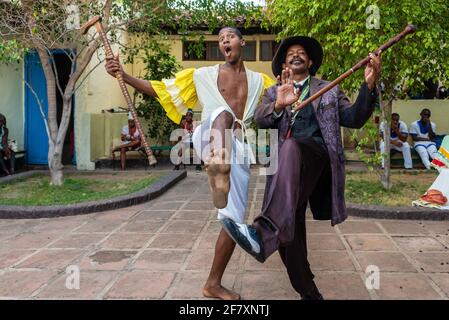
[24,50,76,165]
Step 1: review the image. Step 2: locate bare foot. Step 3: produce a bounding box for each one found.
[203,284,241,300]
[205,148,231,209]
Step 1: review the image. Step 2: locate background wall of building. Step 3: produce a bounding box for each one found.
[90,112,128,161]
[0,63,24,150]
[74,34,130,169]
[160,34,276,78]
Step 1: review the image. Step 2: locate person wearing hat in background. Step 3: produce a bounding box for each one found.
[174,108,202,171]
[111,112,142,170]
[221,36,381,299]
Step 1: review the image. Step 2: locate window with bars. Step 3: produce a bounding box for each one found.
[242,41,256,61]
[260,40,280,61]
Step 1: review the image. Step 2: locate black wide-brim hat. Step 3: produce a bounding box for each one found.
[272,36,323,77]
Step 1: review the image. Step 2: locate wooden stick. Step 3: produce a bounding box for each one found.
[81,16,157,166]
[292,24,417,112]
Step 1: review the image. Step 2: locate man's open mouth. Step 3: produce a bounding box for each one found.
[224,46,232,55]
[290,59,304,66]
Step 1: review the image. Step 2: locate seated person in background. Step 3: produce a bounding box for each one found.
[379,112,412,169]
[409,108,438,170]
[111,113,141,170]
[174,109,202,171]
[0,113,15,176]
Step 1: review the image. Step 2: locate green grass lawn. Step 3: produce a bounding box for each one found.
[345,170,438,206]
[0,172,162,206]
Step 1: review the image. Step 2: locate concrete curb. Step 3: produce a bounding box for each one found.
[347,202,449,221]
[0,170,187,219]
[0,170,45,183]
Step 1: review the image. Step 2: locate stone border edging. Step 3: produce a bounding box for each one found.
[3,170,447,221]
[347,202,449,221]
[0,170,44,183]
[0,170,186,219]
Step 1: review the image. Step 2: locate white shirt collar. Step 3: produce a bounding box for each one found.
[293,75,310,87]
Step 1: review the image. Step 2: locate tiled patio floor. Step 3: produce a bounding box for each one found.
[1,170,448,300]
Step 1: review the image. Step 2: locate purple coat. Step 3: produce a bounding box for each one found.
[255,77,377,225]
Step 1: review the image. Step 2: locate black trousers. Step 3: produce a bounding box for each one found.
[254,137,330,296]
[0,150,15,174]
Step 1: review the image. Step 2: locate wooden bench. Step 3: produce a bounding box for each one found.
[15,150,27,157]
[390,148,424,168]
[112,146,174,170]
[150,145,173,157]
[112,147,149,170]
[390,134,446,168]
[150,146,173,151]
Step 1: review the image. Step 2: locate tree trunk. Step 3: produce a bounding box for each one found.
[21,0,112,187]
[35,48,59,142]
[22,1,65,186]
[48,98,73,186]
[380,95,392,190]
[32,48,64,185]
[48,140,64,185]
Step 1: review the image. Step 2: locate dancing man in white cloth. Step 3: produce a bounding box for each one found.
[105,27,274,300]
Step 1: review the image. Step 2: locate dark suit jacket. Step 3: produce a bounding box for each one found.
[255,77,378,226]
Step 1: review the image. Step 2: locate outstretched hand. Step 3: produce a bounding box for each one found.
[275,67,300,112]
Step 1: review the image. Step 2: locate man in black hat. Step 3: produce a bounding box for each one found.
[221,36,381,299]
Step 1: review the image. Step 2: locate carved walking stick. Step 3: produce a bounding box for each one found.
[81,16,157,166]
[292,24,417,113]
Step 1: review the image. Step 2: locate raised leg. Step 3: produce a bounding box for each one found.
[253,138,303,258]
[203,228,240,300]
[205,111,233,209]
[254,138,329,260]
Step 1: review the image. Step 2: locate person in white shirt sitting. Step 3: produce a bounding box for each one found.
[111,113,142,170]
[409,108,438,170]
[379,112,412,169]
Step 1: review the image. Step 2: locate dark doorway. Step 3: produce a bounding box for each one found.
[53,52,76,165]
